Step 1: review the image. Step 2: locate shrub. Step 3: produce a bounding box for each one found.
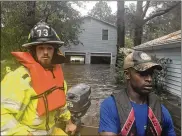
[115,52,125,84]
[151,55,171,94]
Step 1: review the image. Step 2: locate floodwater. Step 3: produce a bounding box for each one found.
[62,64,119,127]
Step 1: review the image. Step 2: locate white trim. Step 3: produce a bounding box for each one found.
[101,29,109,41]
[1,118,18,132]
[2,99,22,111]
[31,127,54,136]
[90,52,112,54]
[1,131,7,135]
[82,15,117,28]
[32,113,43,126]
[88,52,90,64]
[133,41,181,50]
[90,52,112,57]
[64,51,112,55]
[133,30,181,49]
[111,52,113,65]
[64,51,86,56]
[64,51,86,55]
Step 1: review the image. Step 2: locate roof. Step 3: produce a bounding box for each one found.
[81,15,117,28]
[134,30,181,49]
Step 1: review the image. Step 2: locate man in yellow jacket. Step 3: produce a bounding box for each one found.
[1,21,77,135]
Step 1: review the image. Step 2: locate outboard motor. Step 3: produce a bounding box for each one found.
[67,83,91,123]
[66,83,91,135]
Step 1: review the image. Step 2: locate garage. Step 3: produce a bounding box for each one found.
[90,53,111,64]
[65,52,86,64]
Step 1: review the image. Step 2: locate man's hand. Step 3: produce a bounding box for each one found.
[65,119,77,135]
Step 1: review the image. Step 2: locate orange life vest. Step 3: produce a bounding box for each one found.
[11,52,66,116]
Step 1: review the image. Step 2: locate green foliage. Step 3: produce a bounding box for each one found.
[36,1,83,46]
[123,1,180,45]
[1,1,83,60]
[125,37,134,48]
[116,37,134,48]
[115,51,125,84]
[115,48,134,84]
[1,2,28,60]
[89,1,112,19]
[88,1,116,24]
[143,2,181,42]
[151,55,171,94]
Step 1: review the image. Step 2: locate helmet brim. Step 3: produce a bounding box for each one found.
[52,54,66,64]
[22,41,64,48]
[52,49,66,64]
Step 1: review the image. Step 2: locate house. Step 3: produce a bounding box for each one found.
[60,15,117,64]
[133,30,181,97]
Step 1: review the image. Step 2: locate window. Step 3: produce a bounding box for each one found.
[102,29,108,40]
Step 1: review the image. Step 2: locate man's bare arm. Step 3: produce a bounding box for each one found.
[99,132,117,136]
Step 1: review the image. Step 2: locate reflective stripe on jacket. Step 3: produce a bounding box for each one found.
[1,66,71,135]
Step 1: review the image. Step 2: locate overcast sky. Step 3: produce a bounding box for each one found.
[72,1,153,17]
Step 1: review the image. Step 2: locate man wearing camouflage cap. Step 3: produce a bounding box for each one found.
[99,50,176,136]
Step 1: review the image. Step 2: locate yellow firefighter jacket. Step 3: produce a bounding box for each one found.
[1,66,71,135]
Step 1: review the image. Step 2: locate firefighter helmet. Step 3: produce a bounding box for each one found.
[22,21,64,48]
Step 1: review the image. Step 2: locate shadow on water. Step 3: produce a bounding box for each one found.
[62,64,119,127]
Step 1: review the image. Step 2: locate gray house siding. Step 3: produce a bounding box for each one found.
[61,16,117,64]
[149,47,180,96]
[134,31,181,97]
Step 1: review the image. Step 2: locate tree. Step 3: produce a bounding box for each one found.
[117,1,125,48]
[116,1,125,66]
[36,1,83,46]
[142,2,181,42]
[132,1,181,46]
[26,1,36,30]
[1,1,83,60]
[88,1,114,24]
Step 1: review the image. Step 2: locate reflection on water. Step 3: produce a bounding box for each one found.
[62,64,119,127]
[70,56,85,64]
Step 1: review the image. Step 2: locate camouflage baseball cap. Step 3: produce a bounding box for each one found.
[123,50,162,71]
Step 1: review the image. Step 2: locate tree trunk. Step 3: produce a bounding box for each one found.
[0,1,1,29]
[0,1,1,42]
[117,1,125,47]
[134,25,143,46]
[26,1,36,29]
[134,1,143,46]
[116,1,125,66]
[19,1,36,51]
[133,1,180,46]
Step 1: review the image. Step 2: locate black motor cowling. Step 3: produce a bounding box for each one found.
[66,83,91,119]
